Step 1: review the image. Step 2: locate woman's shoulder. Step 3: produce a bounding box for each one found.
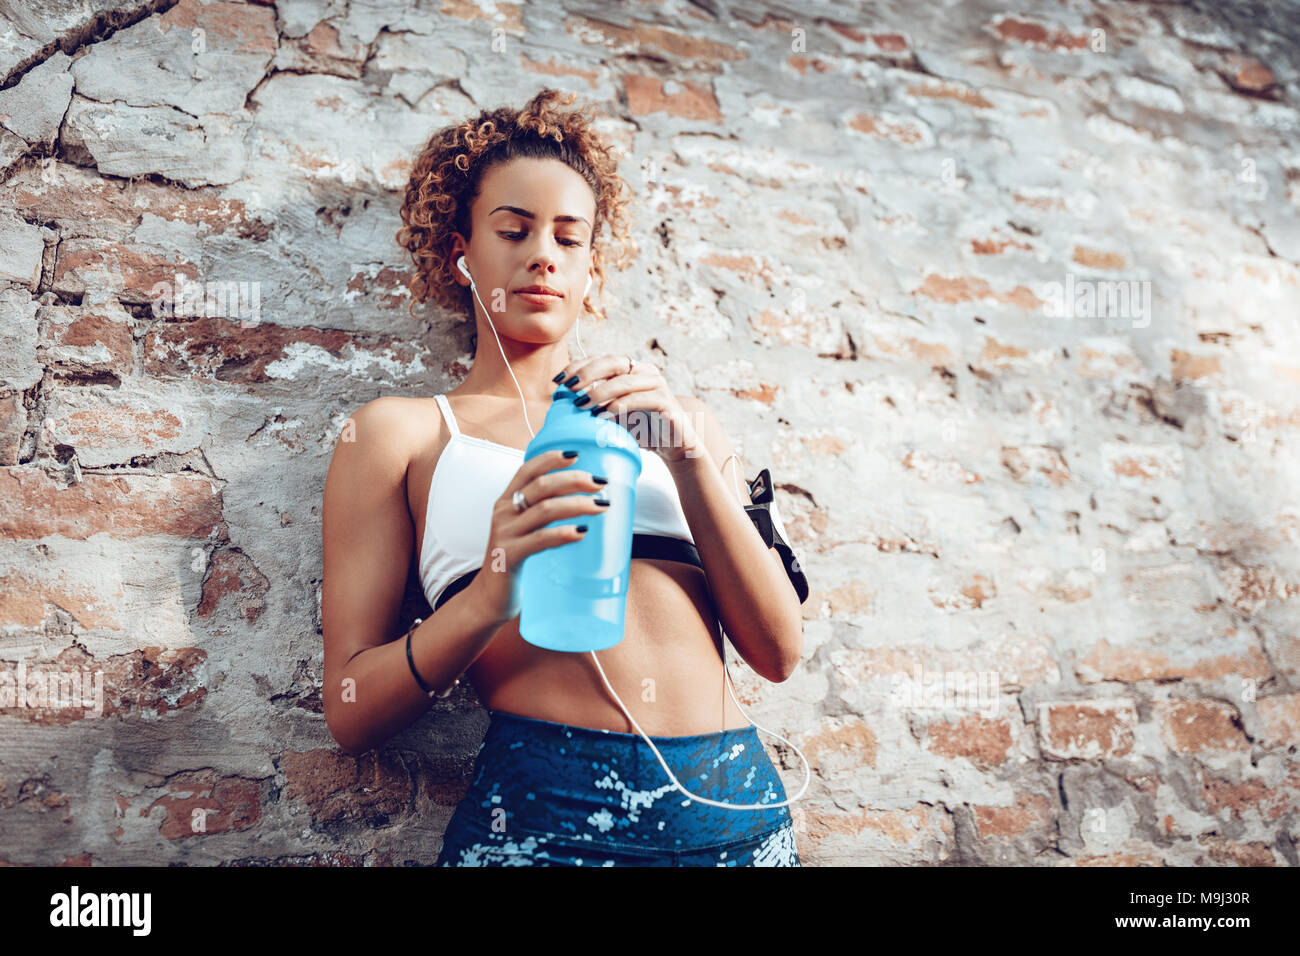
[345,394,428,432]
[334,395,444,467]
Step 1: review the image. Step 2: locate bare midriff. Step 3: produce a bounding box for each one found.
[404,393,753,737]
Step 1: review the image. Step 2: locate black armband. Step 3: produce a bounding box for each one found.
[742,467,810,604]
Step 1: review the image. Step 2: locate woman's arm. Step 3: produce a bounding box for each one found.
[667,395,804,683]
[321,398,509,756]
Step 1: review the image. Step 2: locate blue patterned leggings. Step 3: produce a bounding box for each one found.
[435,709,800,866]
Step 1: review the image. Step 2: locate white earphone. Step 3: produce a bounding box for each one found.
[453,253,810,814]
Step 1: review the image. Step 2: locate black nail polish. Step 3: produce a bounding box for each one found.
[553,372,566,383]
[594,497,610,507]
[562,450,578,458]
[591,403,610,416]
[564,375,580,388]
[592,475,607,485]
[576,524,589,533]
[574,394,591,407]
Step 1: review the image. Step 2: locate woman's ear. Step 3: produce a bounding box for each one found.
[449,236,469,286]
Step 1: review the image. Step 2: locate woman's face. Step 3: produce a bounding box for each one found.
[455,157,596,342]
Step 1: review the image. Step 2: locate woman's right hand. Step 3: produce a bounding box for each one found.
[471,450,610,624]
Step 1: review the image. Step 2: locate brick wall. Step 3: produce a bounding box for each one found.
[1,0,1297,865]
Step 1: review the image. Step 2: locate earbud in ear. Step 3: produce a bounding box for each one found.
[457,256,471,282]
[583,273,592,298]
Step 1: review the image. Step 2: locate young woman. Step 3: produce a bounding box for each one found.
[321,90,808,866]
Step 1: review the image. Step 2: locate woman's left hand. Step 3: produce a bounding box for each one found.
[552,355,701,463]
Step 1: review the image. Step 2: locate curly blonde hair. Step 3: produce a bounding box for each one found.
[396,89,636,331]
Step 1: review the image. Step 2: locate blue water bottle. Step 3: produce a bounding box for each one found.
[518,385,642,652]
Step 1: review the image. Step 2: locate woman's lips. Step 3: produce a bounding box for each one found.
[514,291,562,305]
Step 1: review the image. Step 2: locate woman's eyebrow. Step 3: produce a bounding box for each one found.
[489,205,590,229]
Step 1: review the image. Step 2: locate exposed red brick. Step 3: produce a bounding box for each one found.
[438,0,523,30]
[828,22,866,42]
[907,80,993,109]
[926,714,1013,768]
[158,0,278,55]
[989,15,1090,51]
[344,266,412,310]
[1106,448,1181,481]
[0,468,227,541]
[567,15,746,65]
[869,335,954,365]
[734,384,779,405]
[0,644,207,722]
[701,248,769,279]
[1158,700,1250,753]
[145,772,262,839]
[142,317,417,384]
[870,33,909,53]
[54,241,200,301]
[748,307,837,349]
[1012,191,1066,211]
[281,748,413,825]
[623,75,723,122]
[1040,700,1136,759]
[902,449,982,484]
[972,792,1054,839]
[48,401,184,448]
[913,274,1043,311]
[303,21,367,60]
[801,432,850,456]
[521,54,600,88]
[817,580,875,617]
[1219,54,1276,93]
[788,56,835,75]
[1197,835,1276,866]
[971,236,1033,255]
[1072,245,1127,270]
[0,394,24,465]
[799,804,952,850]
[1200,767,1300,822]
[37,306,134,378]
[929,573,997,611]
[1216,563,1300,616]
[0,570,120,630]
[848,112,928,146]
[1170,349,1222,383]
[1076,639,1271,684]
[197,549,270,623]
[802,716,878,773]
[1255,692,1300,749]
[7,167,270,240]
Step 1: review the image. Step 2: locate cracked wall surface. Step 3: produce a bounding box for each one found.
[1,0,1299,866]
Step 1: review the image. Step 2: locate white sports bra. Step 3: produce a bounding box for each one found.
[419,393,701,611]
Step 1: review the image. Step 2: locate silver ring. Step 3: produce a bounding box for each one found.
[627,356,636,375]
[512,489,529,513]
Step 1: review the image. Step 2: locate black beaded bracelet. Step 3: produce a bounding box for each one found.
[404,618,459,699]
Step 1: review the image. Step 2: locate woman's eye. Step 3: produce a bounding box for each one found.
[498,231,583,247]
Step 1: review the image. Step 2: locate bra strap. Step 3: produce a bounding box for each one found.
[433,394,461,438]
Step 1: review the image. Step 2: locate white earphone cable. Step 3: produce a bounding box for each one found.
[461,257,808,811]
[466,277,538,439]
